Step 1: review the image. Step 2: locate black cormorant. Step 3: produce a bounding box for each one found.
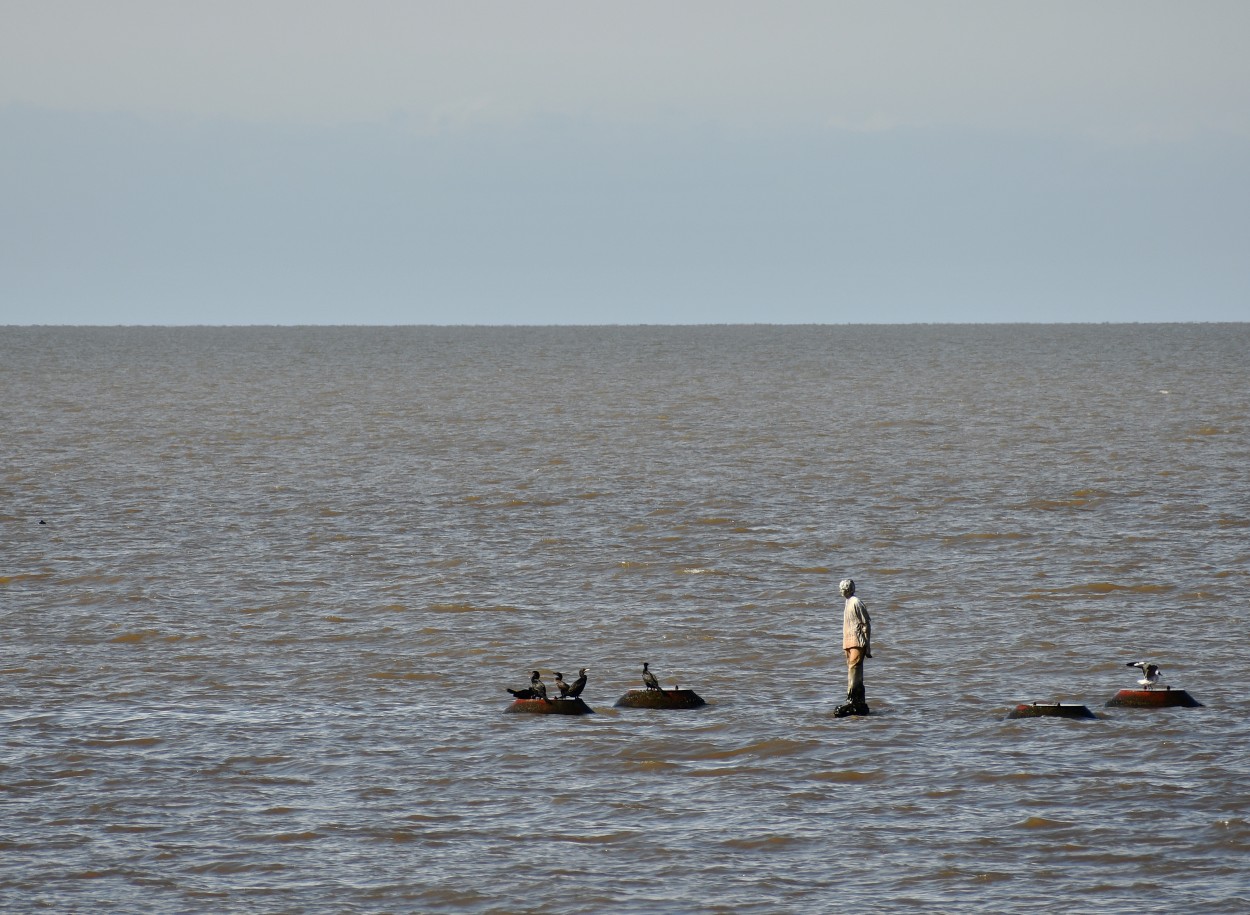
[642,662,663,692]
[530,671,548,700]
[507,670,546,700]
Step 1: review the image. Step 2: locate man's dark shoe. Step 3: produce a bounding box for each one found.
[849,684,870,716]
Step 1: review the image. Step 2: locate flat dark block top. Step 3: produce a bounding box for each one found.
[614,688,707,709]
[1006,702,1097,720]
[505,697,595,715]
[1105,688,1202,708]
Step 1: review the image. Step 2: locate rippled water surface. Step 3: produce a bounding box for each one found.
[3,324,1249,913]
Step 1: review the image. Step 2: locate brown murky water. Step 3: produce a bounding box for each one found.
[3,324,1249,913]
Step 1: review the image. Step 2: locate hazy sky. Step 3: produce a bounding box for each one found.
[3,1,1249,324]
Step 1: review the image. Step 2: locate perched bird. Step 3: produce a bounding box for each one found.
[1127,660,1161,688]
[507,670,546,700]
[566,667,589,698]
[554,672,570,698]
[642,661,663,692]
[530,670,549,701]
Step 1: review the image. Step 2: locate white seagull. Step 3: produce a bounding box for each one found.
[1126,660,1162,688]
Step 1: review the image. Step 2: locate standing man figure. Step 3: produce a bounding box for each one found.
[835,578,872,717]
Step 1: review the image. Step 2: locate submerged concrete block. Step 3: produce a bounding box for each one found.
[1006,702,1097,720]
[505,697,595,715]
[1105,687,1201,708]
[614,688,706,709]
